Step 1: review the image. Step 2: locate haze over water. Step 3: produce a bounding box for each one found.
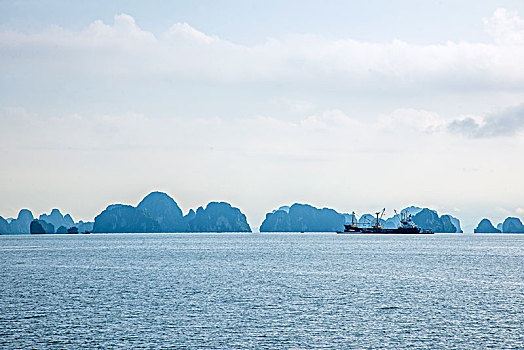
[1,233,523,349]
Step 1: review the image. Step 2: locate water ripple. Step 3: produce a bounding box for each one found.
[1,233,523,349]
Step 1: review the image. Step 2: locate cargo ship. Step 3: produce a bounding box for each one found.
[338,209,433,234]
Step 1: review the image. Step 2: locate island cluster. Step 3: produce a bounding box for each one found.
[1,192,523,234]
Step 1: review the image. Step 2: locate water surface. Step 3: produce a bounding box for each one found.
[1,233,523,349]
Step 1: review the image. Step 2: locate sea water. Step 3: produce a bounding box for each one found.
[1,233,523,349]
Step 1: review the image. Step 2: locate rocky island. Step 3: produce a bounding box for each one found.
[0,208,93,234]
[260,204,345,232]
[474,219,501,233]
[473,217,524,233]
[92,192,251,233]
[501,217,524,233]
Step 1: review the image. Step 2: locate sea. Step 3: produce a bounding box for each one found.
[1,233,523,349]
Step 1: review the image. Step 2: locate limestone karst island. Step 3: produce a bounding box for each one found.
[1,191,523,234]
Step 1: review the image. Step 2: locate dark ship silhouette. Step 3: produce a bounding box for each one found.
[338,209,433,234]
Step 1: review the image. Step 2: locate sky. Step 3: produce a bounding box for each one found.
[1,0,524,232]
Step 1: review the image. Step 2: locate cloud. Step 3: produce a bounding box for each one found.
[448,103,524,137]
[1,9,524,91]
[378,108,444,133]
[484,8,524,45]
[268,97,316,113]
[164,22,217,44]
[299,109,362,131]
[87,14,157,44]
[0,107,418,156]
[1,105,462,170]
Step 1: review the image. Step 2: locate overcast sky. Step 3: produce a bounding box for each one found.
[2,1,524,231]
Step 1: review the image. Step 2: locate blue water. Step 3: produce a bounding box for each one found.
[1,233,523,349]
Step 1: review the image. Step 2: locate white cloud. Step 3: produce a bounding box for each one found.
[87,14,157,44]
[1,9,524,90]
[268,97,316,113]
[299,109,362,132]
[484,8,524,45]
[0,107,414,157]
[164,22,217,44]
[378,109,444,133]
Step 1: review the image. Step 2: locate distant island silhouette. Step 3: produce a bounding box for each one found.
[1,191,523,234]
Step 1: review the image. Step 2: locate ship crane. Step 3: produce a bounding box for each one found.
[394,209,401,220]
[374,208,386,229]
[361,215,375,225]
[360,208,386,229]
[394,209,405,223]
